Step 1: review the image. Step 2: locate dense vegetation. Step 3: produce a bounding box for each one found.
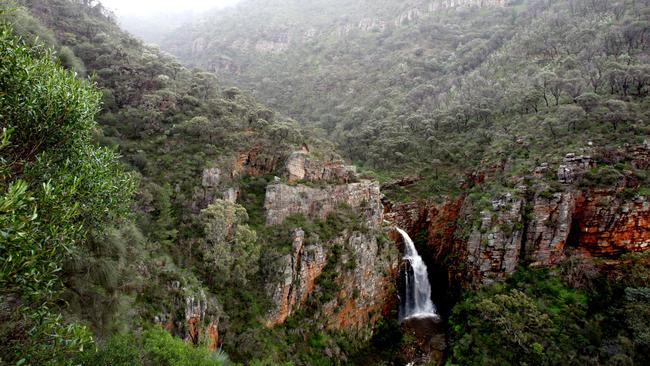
[450,254,650,365]
[1,1,388,364]
[162,0,650,194]
[0,10,135,364]
[1,0,649,365]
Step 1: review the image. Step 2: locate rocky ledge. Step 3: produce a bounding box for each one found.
[262,148,398,334]
[385,144,650,286]
[264,181,383,227]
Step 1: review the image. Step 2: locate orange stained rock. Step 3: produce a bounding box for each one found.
[207,321,219,351]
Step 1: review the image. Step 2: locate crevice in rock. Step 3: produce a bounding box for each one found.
[519,189,534,266]
[566,202,583,249]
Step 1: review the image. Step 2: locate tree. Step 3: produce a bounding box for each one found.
[200,200,259,286]
[536,70,557,107]
[604,99,629,130]
[0,23,135,364]
[558,104,586,131]
[152,183,178,247]
[575,92,600,114]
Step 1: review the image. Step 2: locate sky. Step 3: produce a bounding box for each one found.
[99,0,242,16]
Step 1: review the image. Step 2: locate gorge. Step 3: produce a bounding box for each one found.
[1,0,649,365]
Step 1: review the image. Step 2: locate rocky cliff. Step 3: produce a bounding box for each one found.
[262,149,398,335]
[385,145,650,286]
[178,0,506,66]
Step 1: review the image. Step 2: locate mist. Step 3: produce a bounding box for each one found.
[100,0,242,16]
[100,0,242,44]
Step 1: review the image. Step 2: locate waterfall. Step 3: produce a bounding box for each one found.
[397,228,438,322]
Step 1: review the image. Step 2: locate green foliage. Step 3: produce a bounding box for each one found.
[0,19,135,365]
[143,327,227,366]
[75,333,143,366]
[7,0,650,365]
[76,328,230,366]
[581,165,625,188]
[151,183,178,247]
[162,0,650,197]
[200,199,259,286]
[450,264,650,366]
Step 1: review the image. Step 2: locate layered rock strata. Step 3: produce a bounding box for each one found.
[385,145,650,285]
[262,150,398,333]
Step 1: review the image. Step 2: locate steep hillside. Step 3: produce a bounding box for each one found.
[2,0,650,365]
[162,0,649,190]
[2,1,402,365]
[158,0,650,364]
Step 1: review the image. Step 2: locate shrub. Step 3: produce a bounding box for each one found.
[0,22,135,364]
[143,327,226,366]
[75,328,230,366]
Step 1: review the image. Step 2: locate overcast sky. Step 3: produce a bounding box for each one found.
[100,0,242,16]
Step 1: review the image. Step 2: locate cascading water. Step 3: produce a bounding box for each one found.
[397,228,438,322]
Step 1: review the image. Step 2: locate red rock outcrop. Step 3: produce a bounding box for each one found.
[207,321,219,351]
[325,232,399,333]
[384,196,465,261]
[265,229,328,327]
[263,152,398,333]
[264,228,398,333]
[232,145,287,178]
[573,190,650,256]
[384,146,650,285]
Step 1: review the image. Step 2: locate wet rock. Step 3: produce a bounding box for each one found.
[401,315,446,366]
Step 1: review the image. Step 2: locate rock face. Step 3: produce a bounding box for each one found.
[262,151,397,334]
[154,285,221,350]
[192,145,287,211]
[265,229,328,327]
[573,190,650,256]
[325,232,398,331]
[192,0,505,59]
[284,148,358,184]
[429,0,506,12]
[265,230,398,332]
[232,145,288,178]
[466,192,525,284]
[526,192,576,267]
[557,154,594,184]
[385,145,650,286]
[264,181,383,226]
[202,168,221,188]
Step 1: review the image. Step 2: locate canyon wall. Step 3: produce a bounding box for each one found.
[262,149,399,335]
[386,146,650,286]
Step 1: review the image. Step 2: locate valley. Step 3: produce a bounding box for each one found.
[0,0,649,365]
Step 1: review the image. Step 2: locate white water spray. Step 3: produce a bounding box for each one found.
[397,228,438,322]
